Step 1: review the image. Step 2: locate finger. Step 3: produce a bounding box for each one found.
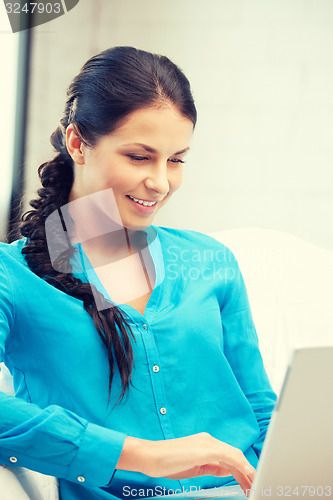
[231,467,255,496]
[232,472,252,495]
[247,467,256,482]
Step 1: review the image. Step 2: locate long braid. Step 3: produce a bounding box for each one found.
[20,126,135,406]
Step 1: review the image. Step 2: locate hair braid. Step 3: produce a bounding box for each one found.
[20,130,135,406]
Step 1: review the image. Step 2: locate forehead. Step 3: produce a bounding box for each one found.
[103,105,194,151]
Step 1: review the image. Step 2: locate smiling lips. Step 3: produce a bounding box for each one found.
[127,195,159,206]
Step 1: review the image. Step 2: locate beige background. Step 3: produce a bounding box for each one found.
[3,0,333,249]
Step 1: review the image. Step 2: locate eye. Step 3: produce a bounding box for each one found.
[169,158,185,164]
[127,154,149,162]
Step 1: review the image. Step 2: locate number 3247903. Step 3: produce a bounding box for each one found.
[276,485,332,496]
[5,3,61,14]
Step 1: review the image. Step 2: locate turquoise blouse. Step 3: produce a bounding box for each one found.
[0,225,277,499]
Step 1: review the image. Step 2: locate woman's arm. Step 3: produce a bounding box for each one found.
[116,433,255,493]
[219,248,277,457]
[0,389,126,487]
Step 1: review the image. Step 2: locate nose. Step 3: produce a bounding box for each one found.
[144,162,170,196]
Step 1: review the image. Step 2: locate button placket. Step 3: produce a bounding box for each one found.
[140,320,174,439]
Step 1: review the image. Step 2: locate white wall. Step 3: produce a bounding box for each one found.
[23,0,333,250]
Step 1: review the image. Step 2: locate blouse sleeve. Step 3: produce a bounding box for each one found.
[0,254,126,487]
[220,247,277,457]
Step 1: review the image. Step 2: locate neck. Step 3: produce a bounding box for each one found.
[79,228,148,267]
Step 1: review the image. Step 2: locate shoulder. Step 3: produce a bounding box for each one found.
[152,225,237,263]
[0,241,28,321]
[153,225,223,247]
[0,239,29,276]
[0,238,28,261]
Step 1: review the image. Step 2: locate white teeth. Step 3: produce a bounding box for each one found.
[129,195,157,207]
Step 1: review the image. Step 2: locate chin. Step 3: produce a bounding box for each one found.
[121,219,153,232]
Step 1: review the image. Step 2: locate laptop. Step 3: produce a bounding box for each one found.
[154,346,333,499]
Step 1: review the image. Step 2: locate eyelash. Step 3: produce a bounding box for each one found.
[127,155,185,164]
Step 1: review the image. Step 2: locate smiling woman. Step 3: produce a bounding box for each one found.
[0,46,276,500]
[67,105,193,229]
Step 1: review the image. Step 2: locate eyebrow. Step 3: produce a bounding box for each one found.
[121,143,190,155]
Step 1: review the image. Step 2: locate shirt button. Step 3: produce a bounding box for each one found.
[142,323,147,330]
[153,365,160,373]
[77,476,85,483]
[9,456,18,463]
[160,407,167,415]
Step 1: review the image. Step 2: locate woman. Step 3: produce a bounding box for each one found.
[0,46,276,499]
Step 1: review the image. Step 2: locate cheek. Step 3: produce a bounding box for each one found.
[89,156,131,189]
[98,170,134,191]
[169,169,183,193]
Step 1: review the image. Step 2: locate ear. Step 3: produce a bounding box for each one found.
[66,124,86,165]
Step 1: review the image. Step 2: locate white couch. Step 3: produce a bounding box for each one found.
[1,228,333,499]
[210,228,333,394]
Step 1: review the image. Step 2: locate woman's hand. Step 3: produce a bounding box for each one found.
[116,432,255,495]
